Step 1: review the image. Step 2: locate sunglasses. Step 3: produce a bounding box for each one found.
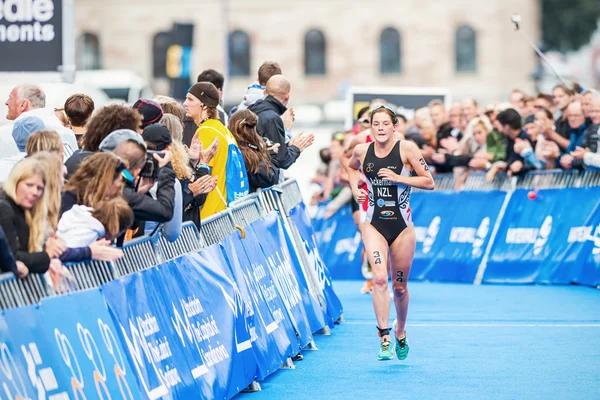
[358,118,370,124]
[369,104,398,121]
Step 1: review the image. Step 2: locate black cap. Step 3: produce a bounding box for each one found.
[188,82,220,107]
[133,99,164,128]
[142,124,172,151]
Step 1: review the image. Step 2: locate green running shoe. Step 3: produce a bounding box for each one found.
[395,336,409,360]
[392,319,409,360]
[378,339,393,361]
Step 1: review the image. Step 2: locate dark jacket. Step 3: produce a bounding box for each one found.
[555,115,570,140]
[565,122,587,154]
[0,225,18,275]
[181,163,210,229]
[249,96,301,170]
[0,192,50,273]
[436,122,460,142]
[123,164,176,224]
[506,130,533,176]
[572,123,598,170]
[248,159,280,192]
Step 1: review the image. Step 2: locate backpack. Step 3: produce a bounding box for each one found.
[204,125,250,205]
[224,134,250,204]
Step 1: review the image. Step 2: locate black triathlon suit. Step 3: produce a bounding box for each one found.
[363,141,413,245]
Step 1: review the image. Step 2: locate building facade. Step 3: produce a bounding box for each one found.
[74,0,540,106]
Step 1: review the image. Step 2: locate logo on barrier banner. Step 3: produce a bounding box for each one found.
[448,217,491,257]
[334,231,362,261]
[568,224,600,253]
[505,216,553,256]
[415,216,441,254]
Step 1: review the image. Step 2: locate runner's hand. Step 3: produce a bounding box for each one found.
[378,168,400,183]
[353,188,368,204]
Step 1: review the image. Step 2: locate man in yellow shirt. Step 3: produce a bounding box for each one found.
[184,82,239,219]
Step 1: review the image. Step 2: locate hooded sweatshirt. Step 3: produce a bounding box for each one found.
[234,83,266,114]
[57,205,105,248]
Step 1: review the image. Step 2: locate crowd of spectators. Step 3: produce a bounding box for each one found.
[311,84,600,217]
[0,61,315,284]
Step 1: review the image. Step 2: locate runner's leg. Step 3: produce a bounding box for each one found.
[362,223,390,337]
[389,225,416,339]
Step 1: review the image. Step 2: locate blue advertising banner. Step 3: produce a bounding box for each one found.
[289,202,344,325]
[102,248,259,400]
[101,267,205,399]
[484,188,600,285]
[167,249,258,399]
[40,290,142,399]
[312,203,364,280]
[219,233,295,379]
[410,191,507,282]
[249,211,317,346]
[0,305,60,399]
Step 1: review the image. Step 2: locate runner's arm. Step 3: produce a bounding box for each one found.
[377,141,435,190]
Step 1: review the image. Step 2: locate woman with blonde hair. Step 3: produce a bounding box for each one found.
[0,156,66,273]
[26,130,65,161]
[228,109,280,191]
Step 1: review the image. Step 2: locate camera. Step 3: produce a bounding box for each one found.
[263,136,274,147]
[140,150,164,179]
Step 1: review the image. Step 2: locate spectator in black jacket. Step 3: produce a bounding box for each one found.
[249,75,313,182]
[106,133,176,239]
[229,109,280,191]
[0,157,66,274]
[486,108,532,182]
[551,84,574,151]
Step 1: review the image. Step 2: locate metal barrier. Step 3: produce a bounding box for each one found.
[230,195,265,227]
[278,180,303,213]
[0,273,52,310]
[65,260,118,290]
[462,172,514,191]
[200,209,238,247]
[157,222,204,262]
[113,236,160,277]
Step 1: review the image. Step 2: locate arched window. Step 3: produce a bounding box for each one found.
[76,33,101,70]
[229,30,251,77]
[456,25,477,73]
[304,29,326,76]
[152,31,170,78]
[380,27,401,74]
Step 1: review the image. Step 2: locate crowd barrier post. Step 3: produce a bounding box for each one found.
[261,182,333,336]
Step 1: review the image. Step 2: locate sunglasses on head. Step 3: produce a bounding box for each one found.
[369,104,398,122]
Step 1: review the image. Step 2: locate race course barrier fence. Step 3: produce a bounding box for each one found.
[315,169,600,288]
[0,180,343,400]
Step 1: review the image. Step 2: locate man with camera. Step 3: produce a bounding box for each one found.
[99,130,176,240]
